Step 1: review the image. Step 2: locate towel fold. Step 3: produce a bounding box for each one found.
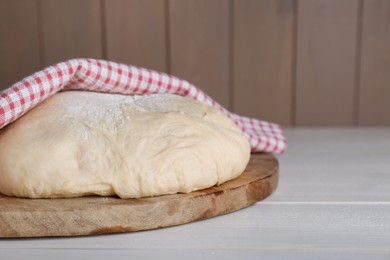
[0,59,286,154]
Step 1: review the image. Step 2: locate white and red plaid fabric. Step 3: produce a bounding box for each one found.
[0,59,286,154]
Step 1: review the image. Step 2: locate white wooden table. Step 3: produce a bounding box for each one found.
[1,128,390,259]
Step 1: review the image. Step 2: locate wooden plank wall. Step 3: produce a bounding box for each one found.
[296,0,359,126]
[0,0,389,126]
[233,0,293,125]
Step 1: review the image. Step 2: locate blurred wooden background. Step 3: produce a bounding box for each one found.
[0,0,389,126]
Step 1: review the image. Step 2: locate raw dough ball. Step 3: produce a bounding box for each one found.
[0,91,250,198]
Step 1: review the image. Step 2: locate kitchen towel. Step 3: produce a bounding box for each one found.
[0,59,286,154]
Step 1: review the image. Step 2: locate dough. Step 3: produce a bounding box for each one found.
[0,91,250,198]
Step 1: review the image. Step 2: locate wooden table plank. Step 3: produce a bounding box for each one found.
[274,128,390,202]
[1,249,389,260]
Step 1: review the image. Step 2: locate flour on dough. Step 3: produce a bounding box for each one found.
[0,91,250,198]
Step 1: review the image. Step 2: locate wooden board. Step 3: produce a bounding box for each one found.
[0,153,278,238]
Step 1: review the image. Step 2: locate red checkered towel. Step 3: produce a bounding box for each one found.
[0,59,286,154]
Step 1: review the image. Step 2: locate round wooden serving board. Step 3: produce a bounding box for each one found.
[0,153,278,237]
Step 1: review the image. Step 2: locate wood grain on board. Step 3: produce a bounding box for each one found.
[296,0,359,125]
[233,0,293,126]
[0,153,278,238]
[0,0,41,91]
[358,0,390,125]
[105,0,167,72]
[40,0,103,66]
[169,0,230,108]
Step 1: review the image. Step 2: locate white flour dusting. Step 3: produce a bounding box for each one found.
[56,92,183,135]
